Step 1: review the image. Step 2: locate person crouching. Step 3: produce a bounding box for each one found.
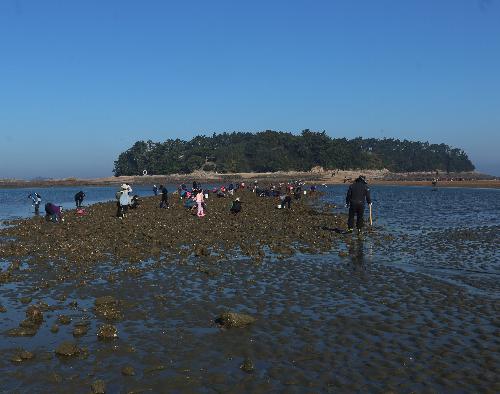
[45,203,63,222]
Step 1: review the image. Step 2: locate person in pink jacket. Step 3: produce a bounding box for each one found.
[195,189,205,217]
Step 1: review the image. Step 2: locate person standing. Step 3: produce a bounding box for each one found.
[345,175,372,232]
[159,185,169,208]
[195,189,205,217]
[116,184,130,218]
[74,191,85,208]
[153,184,158,195]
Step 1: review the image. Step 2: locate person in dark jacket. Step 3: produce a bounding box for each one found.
[159,185,169,208]
[74,191,85,208]
[230,197,242,214]
[345,175,372,232]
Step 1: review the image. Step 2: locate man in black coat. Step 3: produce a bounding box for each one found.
[74,191,85,208]
[345,176,372,232]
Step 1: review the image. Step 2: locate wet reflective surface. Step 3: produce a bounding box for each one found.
[1,185,499,393]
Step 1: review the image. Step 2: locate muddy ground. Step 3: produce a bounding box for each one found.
[0,190,498,393]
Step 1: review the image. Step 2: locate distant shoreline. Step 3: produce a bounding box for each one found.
[1,170,498,189]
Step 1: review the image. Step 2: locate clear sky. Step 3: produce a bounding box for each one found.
[1,0,499,178]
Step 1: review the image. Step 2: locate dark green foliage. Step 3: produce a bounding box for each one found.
[112,131,475,175]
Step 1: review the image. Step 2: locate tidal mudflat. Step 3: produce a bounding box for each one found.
[0,187,498,393]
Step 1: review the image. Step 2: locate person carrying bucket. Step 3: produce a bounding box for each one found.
[29,192,42,214]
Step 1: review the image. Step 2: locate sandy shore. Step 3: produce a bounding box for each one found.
[1,169,498,188]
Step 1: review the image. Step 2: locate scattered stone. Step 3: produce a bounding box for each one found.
[19,296,32,304]
[144,364,166,374]
[97,324,118,340]
[121,365,135,376]
[240,357,255,373]
[57,315,71,325]
[0,305,6,313]
[6,327,38,337]
[26,305,44,324]
[0,271,11,283]
[55,341,80,357]
[50,324,59,333]
[91,379,106,394]
[68,301,78,308]
[94,296,122,321]
[72,325,88,337]
[194,245,209,257]
[216,311,256,328]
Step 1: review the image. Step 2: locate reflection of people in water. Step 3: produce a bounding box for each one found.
[348,237,365,266]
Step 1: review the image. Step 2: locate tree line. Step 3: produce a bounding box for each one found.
[112,130,475,176]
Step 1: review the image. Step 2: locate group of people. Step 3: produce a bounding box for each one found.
[29,190,86,222]
[28,176,373,232]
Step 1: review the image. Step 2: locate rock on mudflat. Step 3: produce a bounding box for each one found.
[240,357,255,373]
[26,305,44,324]
[10,350,35,363]
[6,327,38,337]
[216,311,256,328]
[57,315,72,325]
[91,379,106,394]
[55,341,80,357]
[94,296,123,321]
[97,324,118,340]
[73,325,88,337]
[121,365,135,376]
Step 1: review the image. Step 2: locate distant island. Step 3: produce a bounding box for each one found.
[113,130,474,176]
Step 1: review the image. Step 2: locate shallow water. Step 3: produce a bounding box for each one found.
[0,184,499,393]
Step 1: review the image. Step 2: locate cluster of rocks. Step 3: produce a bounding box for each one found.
[0,190,347,272]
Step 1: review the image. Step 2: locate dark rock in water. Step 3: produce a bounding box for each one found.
[68,300,78,308]
[50,324,59,333]
[240,357,255,373]
[121,365,135,376]
[0,305,6,313]
[216,311,256,328]
[10,350,34,363]
[6,327,38,337]
[73,325,88,337]
[0,271,11,284]
[91,379,106,394]
[194,245,209,257]
[19,297,32,304]
[94,296,123,321]
[19,319,39,329]
[55,341,80,357]
[26,305,44,324]
[57,315,71,325]
[97,324,118,340]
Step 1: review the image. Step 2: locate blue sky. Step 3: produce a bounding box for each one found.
[1,0,499,178]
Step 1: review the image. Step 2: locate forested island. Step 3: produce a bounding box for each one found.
[113,130,474,176]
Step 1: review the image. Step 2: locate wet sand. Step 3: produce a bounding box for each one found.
[1,190,499,393]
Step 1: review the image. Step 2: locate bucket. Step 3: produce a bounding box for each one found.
[303,190,307,195]
[277,204,282,209]
[204,194,208,199]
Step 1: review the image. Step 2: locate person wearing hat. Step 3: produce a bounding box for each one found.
[116,184,130,218]
[345,175,372,232]
[230,197,242,214]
